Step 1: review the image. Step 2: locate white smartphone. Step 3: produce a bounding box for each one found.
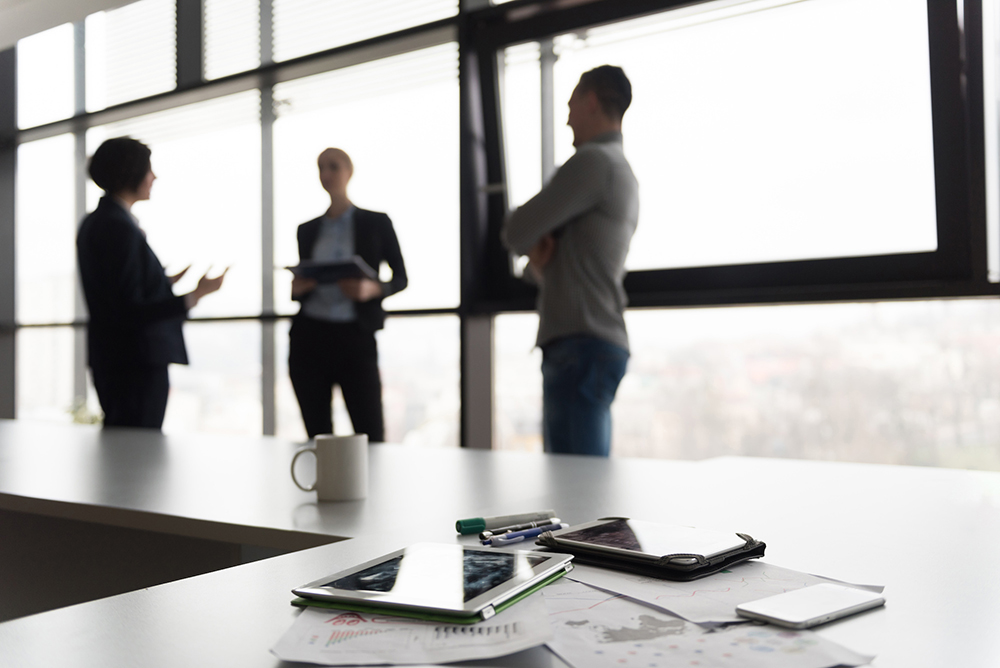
[735,583,885,629]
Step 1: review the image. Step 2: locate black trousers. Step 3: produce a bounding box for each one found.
[288,315,384,441]
[91,364,170,430]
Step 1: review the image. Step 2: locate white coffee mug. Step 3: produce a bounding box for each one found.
[291,434,368,501]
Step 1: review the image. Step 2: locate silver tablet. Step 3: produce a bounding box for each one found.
[293,543,574,622]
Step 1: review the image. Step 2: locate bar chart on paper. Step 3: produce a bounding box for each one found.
[321,615,396,647]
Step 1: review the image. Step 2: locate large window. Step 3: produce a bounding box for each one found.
[494,313,542,452]
[16,24,75,130]
[570,0,936,269]
[500,42,542,210]
[274,316,460,445]
[15,327,76,423]
[5,0,999,470]
[482,0,973,310]
[165,321,262,434]
[496,300,1000,470]
[15,134,77,325]
[377,315,460,447]
[8,0,462,445]
[501,0,939,272]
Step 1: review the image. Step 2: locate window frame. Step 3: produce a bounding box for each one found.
[462,0,990,312]
[2,0,997,447]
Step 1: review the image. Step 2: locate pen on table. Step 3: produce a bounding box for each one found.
[483,523,568,546]
[456,509,556,535]
[479,518,562,540]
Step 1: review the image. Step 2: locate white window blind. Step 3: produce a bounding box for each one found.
[86,0,177,111]
[272,0,457,62]
[205,0,261,80]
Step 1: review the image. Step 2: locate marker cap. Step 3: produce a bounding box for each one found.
[456,518,486,534]
[456,510,557,535]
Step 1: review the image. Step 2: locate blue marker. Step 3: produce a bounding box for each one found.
[483,523,567,546]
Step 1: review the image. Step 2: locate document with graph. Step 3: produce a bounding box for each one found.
[542,578,874,668]
[567,560,884,624]
[270,591,551,665]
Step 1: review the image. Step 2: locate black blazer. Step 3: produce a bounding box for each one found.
[294,207,407,333]
[77,196,189,369]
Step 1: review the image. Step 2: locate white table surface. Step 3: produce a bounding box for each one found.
[1,419,999,667]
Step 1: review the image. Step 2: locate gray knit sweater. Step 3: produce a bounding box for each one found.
[501,131,639,351]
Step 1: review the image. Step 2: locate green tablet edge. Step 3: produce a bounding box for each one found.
[290,564,570,625]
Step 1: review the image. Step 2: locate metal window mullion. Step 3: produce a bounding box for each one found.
[73,21,89,411]
[461,315,494,449]
[995,0,1000,282]
[176,0,205,89]
[458,18,501,447]
[0,48,15,419]
[460,0,491,12]
[261,0,273,66]
[540,37,556,184]
[260,68,276,434]
[962,0,989,283]
[259,0,276,435]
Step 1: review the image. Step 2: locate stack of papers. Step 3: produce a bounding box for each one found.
[543,578,873,668]
[567,560,884,625]
[271,594,552,665]
[271,561,881,666]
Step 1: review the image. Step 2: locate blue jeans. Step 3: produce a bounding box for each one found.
[541,335,629,457]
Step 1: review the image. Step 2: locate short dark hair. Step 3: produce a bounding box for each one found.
[577,65,632,121]
[88,137,152,194]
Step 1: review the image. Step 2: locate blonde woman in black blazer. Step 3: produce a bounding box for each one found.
[289,148,407,441]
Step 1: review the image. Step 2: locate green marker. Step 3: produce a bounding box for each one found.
[456,509,557,535]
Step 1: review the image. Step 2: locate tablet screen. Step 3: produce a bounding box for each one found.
[556,519,746,559]
[326,549,546,602]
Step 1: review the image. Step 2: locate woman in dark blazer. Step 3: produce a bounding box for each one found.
[289,148,407,441]
[76,137,226,429]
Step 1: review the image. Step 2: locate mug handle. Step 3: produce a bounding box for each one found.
[291,447,317,492]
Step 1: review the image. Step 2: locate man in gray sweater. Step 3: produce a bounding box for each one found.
[501,65,639,457]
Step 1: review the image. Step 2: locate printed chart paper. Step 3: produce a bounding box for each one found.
[542,579,874,668]
[568,561,882,624]
[270,593,552,665]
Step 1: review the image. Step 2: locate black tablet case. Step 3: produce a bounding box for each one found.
[535,517,765,581]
